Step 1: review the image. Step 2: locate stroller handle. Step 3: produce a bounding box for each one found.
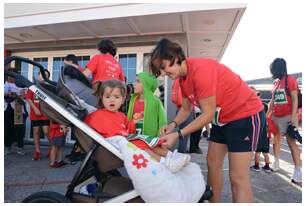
[4,56,55,86]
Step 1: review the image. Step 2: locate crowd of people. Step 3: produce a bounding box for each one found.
[4,38,302,202]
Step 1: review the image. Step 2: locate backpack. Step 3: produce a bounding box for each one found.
[285,76,302,108]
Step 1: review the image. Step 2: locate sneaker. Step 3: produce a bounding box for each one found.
[262,164,272,173]
[250,165,261,172]
[49,162,61,168]
[56,160,67,167]
[164,150,191,173]
[32,152,41,161]
[271,159,280,172]
[4,147,12,156]
[291,167,302,183]
[17,148,26,155]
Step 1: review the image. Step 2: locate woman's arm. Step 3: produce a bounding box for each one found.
[290,90,298,127]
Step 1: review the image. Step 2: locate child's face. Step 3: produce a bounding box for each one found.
[133,78,143,94]
[102,87,124,112]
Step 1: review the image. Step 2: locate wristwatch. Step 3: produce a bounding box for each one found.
[177,129,184,139]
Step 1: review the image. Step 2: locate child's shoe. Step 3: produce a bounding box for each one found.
[250,164,261,172]
[49,162,61,168]
[56,160,68,167]
[164,150,191,173]
[262,164,272,173]
[32,152,41,161]
[17,148,26,155]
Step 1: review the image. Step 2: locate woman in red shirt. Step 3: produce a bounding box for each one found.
[150,38,265,203]
[267,58,301,183]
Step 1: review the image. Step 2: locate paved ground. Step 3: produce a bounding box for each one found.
[4,136,302,203]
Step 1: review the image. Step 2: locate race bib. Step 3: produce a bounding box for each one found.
[273,89,288,105]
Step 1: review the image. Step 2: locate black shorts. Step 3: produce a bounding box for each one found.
[210,110,266,152]
[31,120,50,127]
[255,125,270,153]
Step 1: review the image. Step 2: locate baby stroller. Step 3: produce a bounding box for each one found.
[5,56,212,203]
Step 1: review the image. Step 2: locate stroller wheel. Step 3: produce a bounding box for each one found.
[198,185,213,202]
[22,191,71,203]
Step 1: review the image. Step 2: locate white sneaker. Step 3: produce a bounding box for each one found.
[164,150,191,173]
[17,148,26,155]
[272,158,280,172]
[292,167,302,183]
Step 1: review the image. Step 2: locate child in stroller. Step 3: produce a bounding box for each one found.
[85,79,191,173]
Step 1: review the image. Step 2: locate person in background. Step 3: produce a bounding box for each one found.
[83,39,125,90]
[249,87,272,172]
[64,54,85,72]
[4,71,19,155]
[49,121,68,168]
[267,58,302,183]
[26,70,51,161]
[13,88,28,155]
[171,78,193,153]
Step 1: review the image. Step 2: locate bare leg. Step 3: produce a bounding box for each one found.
[56,147,63,162]
[263,153,270,164]
[145,149,162,161]
[254,152,260,165]
[228,152,254,203]
[32,126,41,153]
[50,146,57,165]
[42,125,50,143]
[273,134,281,159]
[207,141,227,202]
[286,135,302,167]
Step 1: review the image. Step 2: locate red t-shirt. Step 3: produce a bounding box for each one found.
[25,90,49,121]
[171,79,183,108]
[272,75,298,117]
[49,123,65,139]
[86,54,125,83]
[85,109,135,138]
[180,58,263,124]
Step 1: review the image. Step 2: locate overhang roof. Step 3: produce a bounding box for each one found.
[4,3,246,60]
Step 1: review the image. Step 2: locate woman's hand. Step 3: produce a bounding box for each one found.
[160,132,179,149]
[160,122,176,136]
[291,113,299,128]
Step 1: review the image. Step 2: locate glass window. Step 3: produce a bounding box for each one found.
[21,62,29,78]
[143,53,151,72]
[33,57,48,80]
[77,55,90,68]
[119,54,136,84]
[52,57,65,81]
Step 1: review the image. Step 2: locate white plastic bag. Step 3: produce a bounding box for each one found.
[107,136,205,202]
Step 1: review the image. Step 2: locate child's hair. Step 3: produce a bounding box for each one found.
[97,39,117,57]
[94,80,126,108]
[64,54,79,65]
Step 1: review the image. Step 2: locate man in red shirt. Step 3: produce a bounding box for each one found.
[26,70,50,160]
[150,38,265,203]
[83,39,125,89]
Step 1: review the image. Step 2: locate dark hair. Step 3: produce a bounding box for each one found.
[38,69,50,79]
[270,58,287,79]
[97,39,117,56]
[150,38,186,77]
[94,80,126,108]
[64,54,79,65]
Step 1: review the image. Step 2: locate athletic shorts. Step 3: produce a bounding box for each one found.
[51,136,66,147]
[255,125,270,153]
[31,120,50,127]
[271,115,291,135]
[210,110,266,152]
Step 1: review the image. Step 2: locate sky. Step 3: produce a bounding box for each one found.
[220,0,305,81]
